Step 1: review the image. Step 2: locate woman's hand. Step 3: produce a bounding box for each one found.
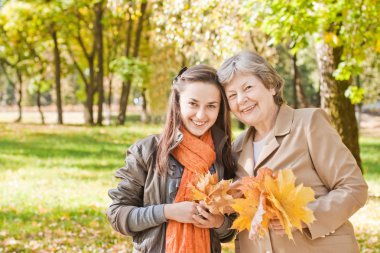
[269,218,307,236]
[192,202,225,229]
[269,218,285,236]
[229,180,244,198]
[164,201,198,223]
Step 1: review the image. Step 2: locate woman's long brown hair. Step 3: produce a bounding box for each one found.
[155,65,235,179]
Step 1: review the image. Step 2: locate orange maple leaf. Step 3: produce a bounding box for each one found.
[231,168,275,236]
[189,172,234,214]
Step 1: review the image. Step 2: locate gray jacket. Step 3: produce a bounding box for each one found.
[107,126,235,253]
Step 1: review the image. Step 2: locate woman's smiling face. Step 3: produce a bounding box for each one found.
[179,81,221,137]
[224,73,277,128]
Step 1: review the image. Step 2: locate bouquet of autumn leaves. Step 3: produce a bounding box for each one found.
[188,168,316,240]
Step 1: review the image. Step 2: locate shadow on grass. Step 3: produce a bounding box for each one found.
[0,123,160,171]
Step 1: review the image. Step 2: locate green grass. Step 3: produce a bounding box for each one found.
[0,123,379,252]
[361,137,380,196]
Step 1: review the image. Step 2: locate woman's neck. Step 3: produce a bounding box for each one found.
[254,105,279,141]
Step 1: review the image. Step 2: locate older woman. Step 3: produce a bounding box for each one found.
[217,51,368,253]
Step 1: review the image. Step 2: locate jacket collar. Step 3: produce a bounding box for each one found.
[236,104,294,175]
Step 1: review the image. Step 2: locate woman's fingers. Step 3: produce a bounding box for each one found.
[197,206,211,219]
[269,218,285,235]
[192,205,224,228]
[229,180,244,198]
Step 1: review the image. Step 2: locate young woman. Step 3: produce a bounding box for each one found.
[107,65,236,253]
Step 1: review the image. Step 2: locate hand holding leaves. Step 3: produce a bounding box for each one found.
[188,168,315,241]
[188,172,234,215]
[232,168,316,240]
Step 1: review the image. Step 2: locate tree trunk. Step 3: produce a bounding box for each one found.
[356,75,362,131]
[71,13,97,125]
[52,29,63,124]
[84,65,95,125]
[315,40,362,170]
[132,2,147,59]
[15,69,23,123]
[292,54,309,108]
[106,76,113,125]
[117,9,134,125]
[95,2,104,126]
[292,55,298,109]
[141,87,148,123]
[36,86,45,124]
[118,80,132,124]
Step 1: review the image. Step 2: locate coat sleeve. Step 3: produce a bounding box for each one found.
[305,109,368,239]
[106,142,154,236]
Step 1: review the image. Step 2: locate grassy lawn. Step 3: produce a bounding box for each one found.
[0,122,379,252]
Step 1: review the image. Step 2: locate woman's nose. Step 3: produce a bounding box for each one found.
[237,94,247,105]
[196,108,206,119]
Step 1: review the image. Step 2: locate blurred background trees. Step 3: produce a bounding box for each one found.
[0,0,379,164]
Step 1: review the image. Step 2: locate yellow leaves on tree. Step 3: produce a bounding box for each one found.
[188,172,234,214]
[231,168,316,240]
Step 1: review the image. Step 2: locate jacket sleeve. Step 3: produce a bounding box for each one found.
[214,213,237,243]
[106,142,158,236]
[305,109,368,239]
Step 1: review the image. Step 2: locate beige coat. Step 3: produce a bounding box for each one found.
[233,105,368,253]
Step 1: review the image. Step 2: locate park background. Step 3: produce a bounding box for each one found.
[0,0,379,252]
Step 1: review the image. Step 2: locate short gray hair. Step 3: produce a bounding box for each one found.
[217,51,285,106]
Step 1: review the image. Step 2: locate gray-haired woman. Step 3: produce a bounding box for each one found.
[218,51,367,253]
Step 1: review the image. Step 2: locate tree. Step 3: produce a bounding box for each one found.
[94,0,105,126]
[43,0,66,125]
[63,0,107,125]
[0,1,35,122]
[117,0,148,125]
[245,0,380,168]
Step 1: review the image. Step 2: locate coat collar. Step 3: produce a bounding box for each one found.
[273,104,294,137]
[236,104,294,175]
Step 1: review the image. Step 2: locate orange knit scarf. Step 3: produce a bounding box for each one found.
[165,127,216,253]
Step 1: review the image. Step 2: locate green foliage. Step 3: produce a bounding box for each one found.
[151,0,256,65]
[0,0,379,118]
[246,0,380,80]
[110,56,151,89]
[345,85,365,105]
[28,75,52,95]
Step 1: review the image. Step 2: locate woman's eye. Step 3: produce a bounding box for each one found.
[244,85,252,91]
[208,105,217,109]
[189,102,197,107]
[228,94,236,100]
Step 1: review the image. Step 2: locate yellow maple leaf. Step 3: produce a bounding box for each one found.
[230,197,257,231]
[231,168,274,235]
[264,169,316,240]
[189,172,234,214]
[231,168,315,241]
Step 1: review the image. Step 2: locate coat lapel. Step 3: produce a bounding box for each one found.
[237,128,255,176]
[254,131,279,171]
[253,105,295,174]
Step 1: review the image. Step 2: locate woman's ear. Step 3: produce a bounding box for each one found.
[270,88,276,96]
